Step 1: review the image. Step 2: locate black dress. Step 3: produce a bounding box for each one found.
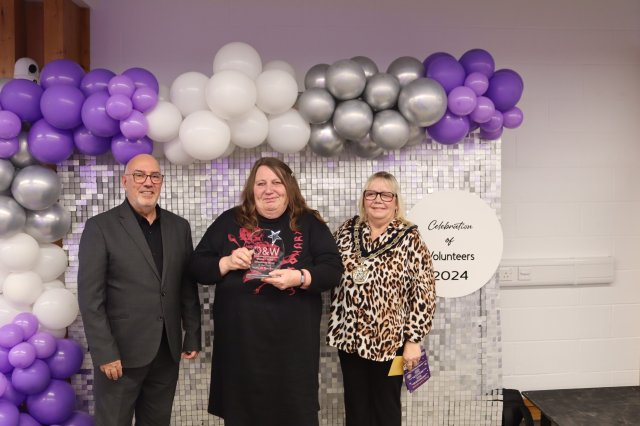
[190,208,343,426]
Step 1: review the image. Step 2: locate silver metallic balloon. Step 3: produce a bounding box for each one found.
[398,78,447,127]
[297,88,335,124]
[304,64,329,90]
[351,56,379,78]
[332,100,373,141]
[371,110,410,150]
[0,195,26,238]
[10,130,38,168]
[351,134,384,159]
[309,122,346,157]
[405,125,427,147]
[364,73,400,111]
[11,165,62,211]
[0,160,15,192]
[387,56,425,87]
[325,59,366,100]
[23,202,71,243]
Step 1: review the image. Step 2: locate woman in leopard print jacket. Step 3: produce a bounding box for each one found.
[327,171,436,426]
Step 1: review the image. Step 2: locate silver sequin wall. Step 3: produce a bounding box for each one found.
[59,135,503,425]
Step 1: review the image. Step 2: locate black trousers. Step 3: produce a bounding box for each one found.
[93,330,179,426]
[338,350,403,426]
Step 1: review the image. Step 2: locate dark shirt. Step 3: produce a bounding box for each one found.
[126,199,163,275]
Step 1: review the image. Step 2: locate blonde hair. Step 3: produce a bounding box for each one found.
[358,171,410,224]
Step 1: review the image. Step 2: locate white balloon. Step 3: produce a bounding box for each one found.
[220,141,236,158]
[255,69,299,115]
[3,271,43,305]
[32,288,79,330]
[163,138,196,166]
[0,266,9,293]
[264,60,296,78]
[0,295,27,327]
[170,71,210,116]
[33,243,67,282]
[228,107,268,149]
[213,41,262,79]
[43,279,65,290]
[205,70,257,120]
[267,109,310,154]
[179,111,231,161]
[0,232,40,272]
[158,83,170,102]
[38,325,66,338]
[145,101,183,143]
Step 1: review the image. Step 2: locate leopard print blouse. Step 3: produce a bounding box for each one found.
[327,216,436,362]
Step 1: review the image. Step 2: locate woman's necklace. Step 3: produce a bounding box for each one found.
[352,219,408,285]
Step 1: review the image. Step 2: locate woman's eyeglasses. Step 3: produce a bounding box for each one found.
[127,171,164,184]
[363,190,395,202]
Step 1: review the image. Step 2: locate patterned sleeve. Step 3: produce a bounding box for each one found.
[403,227,436,343]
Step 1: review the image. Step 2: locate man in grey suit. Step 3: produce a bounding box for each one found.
[78,154,201,425]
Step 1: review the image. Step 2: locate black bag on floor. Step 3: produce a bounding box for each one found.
[502,388,534,426]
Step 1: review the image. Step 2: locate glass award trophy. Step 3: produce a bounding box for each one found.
[245,229,285,279]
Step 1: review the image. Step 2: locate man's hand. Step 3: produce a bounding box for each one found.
[100,360,123,380]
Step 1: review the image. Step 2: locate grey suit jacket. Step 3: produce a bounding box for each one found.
[77,201,201,368]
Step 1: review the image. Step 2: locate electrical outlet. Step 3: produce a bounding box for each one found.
[498,266,515,281]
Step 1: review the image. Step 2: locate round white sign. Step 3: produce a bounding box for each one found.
[407,190,503,298]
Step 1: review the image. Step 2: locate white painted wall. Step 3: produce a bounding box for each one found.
[90,0,640,390]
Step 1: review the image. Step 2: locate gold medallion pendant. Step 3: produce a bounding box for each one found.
[352,264,369,284]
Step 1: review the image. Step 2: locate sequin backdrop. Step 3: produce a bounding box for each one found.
[60,136,503,425]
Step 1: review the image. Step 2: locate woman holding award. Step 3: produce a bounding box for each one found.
[327,171,437,426]
[190,157,343,426]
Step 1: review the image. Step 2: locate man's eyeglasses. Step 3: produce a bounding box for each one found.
[126,171,164,184]
[363,190,395,202]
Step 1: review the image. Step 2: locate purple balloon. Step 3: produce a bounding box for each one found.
[18,413,42,426]
[0,137,19,159]
[105,94,133,121]
[0,79,44,123]
[2,380,25,406]
[0,400,19,425]
[502,106,524,129]
[425,56,466,93]
[464,72,490,96]
[81,91,120,138]
[0,110,22,139]
[73,126,111,156]
[27,379,76,425]
[422,52,456,74]
[40,59,85,89]
[111,135,153,165]
[480,126,503,141]
[108,75,135,98]
[0,370,7,396]
[469,96,495,124]
[485,69,524,112]
[27,332,57,360]
[12,313,39,340]
[122,67,159,93]
[46,339,83,380]
[8,342,36,369]
[131,87,158,113]
[40,85,85,130]
[27,119,75,164]
[480,110,504,132]
[0,324,24,349]
[427,110,470,145]
[59,411,94,426]
[80,68,116,97]
[447,86,477,116]
[11,359,51,395]
[459,49,495,78]
[0,348,13,374]
[120,110,148,140]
